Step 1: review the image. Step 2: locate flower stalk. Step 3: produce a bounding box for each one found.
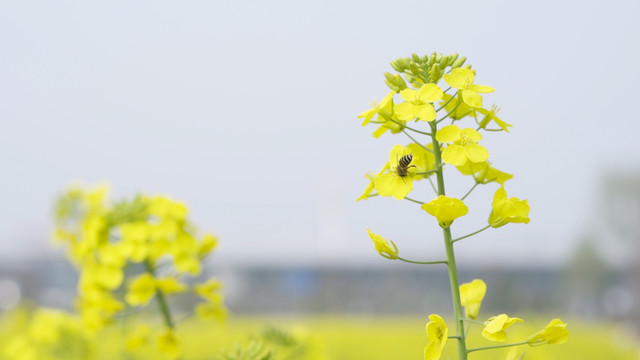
[430,121,468,359]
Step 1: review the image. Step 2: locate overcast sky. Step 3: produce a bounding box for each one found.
[1,0,639,268]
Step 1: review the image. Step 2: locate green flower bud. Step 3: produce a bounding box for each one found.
[383,72,407,91]
[429,63,444,83]
[452,56,467,68]
[390,58,410,72]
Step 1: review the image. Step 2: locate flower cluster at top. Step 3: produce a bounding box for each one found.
[52,184,226,359]
[358,53,530,253]
[423,279,569,360]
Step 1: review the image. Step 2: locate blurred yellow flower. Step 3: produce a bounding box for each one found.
[125,274,157,306]
[527,319,569,346]
[459,279,486,319]
[482,314,522,342]
[126,324,151,351]
[424,314,448,360]
[158,330,181,359]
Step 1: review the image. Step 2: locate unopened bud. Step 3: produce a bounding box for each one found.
[452,56,466,68]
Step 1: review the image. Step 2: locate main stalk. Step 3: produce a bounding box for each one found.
[429,121,468,360]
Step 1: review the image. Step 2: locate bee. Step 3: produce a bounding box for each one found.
[396,154,415,177]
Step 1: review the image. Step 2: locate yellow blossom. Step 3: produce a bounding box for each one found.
[440,93,474,120]
[424,314,448,360]
[358,90,395,126]
[477,104,512,132]
[125,274,157,306]
[195,301,228,323]
[527,319,569,346]
[356,163,390,201]
[195,279,224,302]
[457,161,513,185]
[483,314,523,342]
[422,196,468,228]
[395,84,443,122]
[126,324,151,351]
[374,145,417,199]
[488,186,530,228]
[436,125,489,167]
[366,229,399,260]
[460,279,486,319]
[158,330,181,359]
[444,68,494,108]
[407,143,435,180]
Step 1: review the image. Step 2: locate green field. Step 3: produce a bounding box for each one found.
[93,315,638,360]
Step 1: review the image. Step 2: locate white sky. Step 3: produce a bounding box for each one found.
[1,0,639,268]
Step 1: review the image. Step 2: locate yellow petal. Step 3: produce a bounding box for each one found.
[418,83,443,102]
[442,145,468,166]
[470,84,495,93]
[461,89,483,108]
[465,144,489,163]
[444,68,474,89]
[436,125,461,143]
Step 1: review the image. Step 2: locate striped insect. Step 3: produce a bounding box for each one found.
[396,154,415,178]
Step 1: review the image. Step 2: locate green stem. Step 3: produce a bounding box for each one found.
[391,119,432,136]
[436,102,461,124]
[460,182,480,201]
[404,196,425,205]
[427,177,438,194]
[452,225,491,243]
[461,317,485,325]
[467,341,528,353]
[143,260,175,330]
[429,121,468,360]
[398,257,447,265]
[435,91,458,112]
[415,169,439,176]
[402,129,433,153]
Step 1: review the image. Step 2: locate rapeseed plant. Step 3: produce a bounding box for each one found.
[358,52,568,359]
[50,185,227,359]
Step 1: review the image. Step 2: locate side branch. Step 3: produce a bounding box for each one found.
[398,257,447,265]
[452,225,491,243]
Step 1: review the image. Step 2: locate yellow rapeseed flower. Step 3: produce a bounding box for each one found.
[488,186,530,228]
[482,314,523,342]
[527,319,569,346]
[356,163,390,201]
[444,68,494,108]
[395,83,443,122]
[421,196,468,228]
[366,229,399,260]
[358,90,395,126]
[460,279,486,319]
[477,104,512,132]
[456,160,513,185]
[436,125,489,167]
[424,314,448,360]
[125,274,157,306]
[157,330,181,359]
[374,145,417,199]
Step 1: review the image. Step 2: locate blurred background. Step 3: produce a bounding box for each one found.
[1,0,640,357]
